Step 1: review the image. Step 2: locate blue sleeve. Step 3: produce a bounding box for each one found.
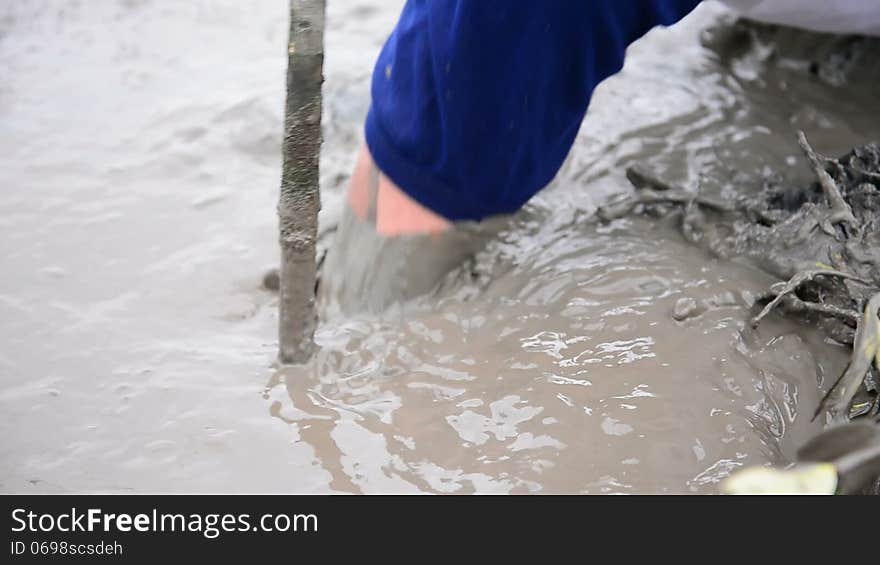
[364,0,702,222]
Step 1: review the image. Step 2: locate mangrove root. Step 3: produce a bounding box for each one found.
[597,166,736,222]
[750,268,869,329]
[797,130,859,238]
[813,293,880,422]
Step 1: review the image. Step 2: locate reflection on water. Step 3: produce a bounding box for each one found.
[1,0,877,493]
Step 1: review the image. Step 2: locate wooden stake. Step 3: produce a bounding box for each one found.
[278,0,325,364]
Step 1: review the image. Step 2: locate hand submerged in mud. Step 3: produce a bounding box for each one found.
[318,146,511,316]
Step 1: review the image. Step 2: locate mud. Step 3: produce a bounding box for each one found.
[1,1,878,493]
[598,20,880,425]
[320,203,512,317]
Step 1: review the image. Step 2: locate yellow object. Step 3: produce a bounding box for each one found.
[720,463,838,495]
[872,304,880,371]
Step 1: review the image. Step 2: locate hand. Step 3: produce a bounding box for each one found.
[346,145,452,236]
[319,145,506,315]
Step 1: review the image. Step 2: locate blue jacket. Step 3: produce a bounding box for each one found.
[365,0,702,221]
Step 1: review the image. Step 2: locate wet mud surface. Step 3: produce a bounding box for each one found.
[597,21,880,425]
[1,1,878,493]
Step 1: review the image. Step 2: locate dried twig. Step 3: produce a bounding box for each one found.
[757,292,860,325]
[597,189,734,222]
[750,268,869,328]
[797,131,859,237]
[597,166,736,222]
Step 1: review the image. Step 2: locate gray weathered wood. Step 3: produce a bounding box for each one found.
[278,0,325,364]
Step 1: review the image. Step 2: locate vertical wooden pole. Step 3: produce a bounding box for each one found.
[278,0,325,364]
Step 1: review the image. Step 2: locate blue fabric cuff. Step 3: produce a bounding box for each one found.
[365,106,524,222]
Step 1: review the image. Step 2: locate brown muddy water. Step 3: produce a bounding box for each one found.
[1,1,878,493]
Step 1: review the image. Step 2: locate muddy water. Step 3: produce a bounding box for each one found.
[1,1,877,493]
